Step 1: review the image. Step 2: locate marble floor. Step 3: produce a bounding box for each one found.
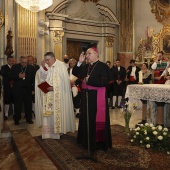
[0,108,142,170]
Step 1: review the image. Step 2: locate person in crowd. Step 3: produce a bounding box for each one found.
[151,51,167,84]
[156,57,170,82]
[126,59,141,84]
[111,59,126,109]
[9,56,35,125]
[27,55,40,72]
[105,61,111,68]
[34,57,38,65]
[63,54,70,69]
[72,47,112,151]
[1,56,15,120]
[27,55,40,116]
[36,52,75,139]
[69,58,81,118]
[141,63,152,84]
[105,61,113,107]
[13,58,17,64]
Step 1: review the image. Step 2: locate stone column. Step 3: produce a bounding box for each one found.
[105,36,114,64]
[53,30,64,61]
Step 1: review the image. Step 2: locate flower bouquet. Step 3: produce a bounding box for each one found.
[120,101,137,133]
[129,123,170,154]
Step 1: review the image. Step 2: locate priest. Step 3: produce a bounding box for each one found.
[35,52,75,139]
[72,47,112,151]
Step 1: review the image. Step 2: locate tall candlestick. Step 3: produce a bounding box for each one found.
[139,71,143,84]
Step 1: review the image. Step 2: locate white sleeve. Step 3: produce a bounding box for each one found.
[151,62,157,70]
[40,66,48,82]
[77,62,82,67]
[160,69,166,77]
[160,62,169,77]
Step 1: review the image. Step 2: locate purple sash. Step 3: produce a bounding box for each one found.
[82,82,106,142]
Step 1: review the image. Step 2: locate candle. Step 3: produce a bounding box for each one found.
[139,71,143,83]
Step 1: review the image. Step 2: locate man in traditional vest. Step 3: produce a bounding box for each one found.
[151,51,167,84]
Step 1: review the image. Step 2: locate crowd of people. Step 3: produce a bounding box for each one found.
[1,49,170,153]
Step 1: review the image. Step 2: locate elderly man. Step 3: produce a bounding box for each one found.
[36,52,75,139]
[10,56,35,125]
[72,47,112,151]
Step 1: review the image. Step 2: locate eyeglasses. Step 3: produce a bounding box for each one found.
[45,57,52,62]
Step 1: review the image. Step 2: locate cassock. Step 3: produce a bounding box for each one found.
[36,60,75,139]
[73,60,112,151]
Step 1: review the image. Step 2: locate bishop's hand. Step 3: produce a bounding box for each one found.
[79,52,85,63]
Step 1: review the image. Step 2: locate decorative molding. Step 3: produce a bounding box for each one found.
[53,30,64,43]
[96,3,119,24]
[66,22,102,34]
[105,36,114,47]
[80,0,100,3]
[69,3,104,21]
[0,9,4,30]
[46,0,71,14]
[149,0,170,25]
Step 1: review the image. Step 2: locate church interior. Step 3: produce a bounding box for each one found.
[0,0,170,169]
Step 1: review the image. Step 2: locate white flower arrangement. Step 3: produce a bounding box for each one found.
[129,123,170,154]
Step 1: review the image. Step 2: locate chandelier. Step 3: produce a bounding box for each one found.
[15,0,53,12]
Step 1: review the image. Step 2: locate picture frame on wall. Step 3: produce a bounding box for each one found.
[162,35,170,54]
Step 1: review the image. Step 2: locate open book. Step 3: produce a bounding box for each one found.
[38,81,51,94]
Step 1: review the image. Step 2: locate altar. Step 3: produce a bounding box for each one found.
[125,84,170,127]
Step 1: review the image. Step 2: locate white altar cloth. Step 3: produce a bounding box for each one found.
[125,84,170,127]
[125,84,170,103]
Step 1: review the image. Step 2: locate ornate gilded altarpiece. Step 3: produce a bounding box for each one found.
[150,0,170,57]
[136,0,170,64]
[152,25,170,56]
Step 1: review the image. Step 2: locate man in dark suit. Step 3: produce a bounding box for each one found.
[27,55,40,72]
[111,59,126,109]
[126,59,141,84]
[10,56,35,125]
[1,56,15,120]
[27,55,40,115]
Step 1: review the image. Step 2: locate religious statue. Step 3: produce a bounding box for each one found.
[4,29,14,57]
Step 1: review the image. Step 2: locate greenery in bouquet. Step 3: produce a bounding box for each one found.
[129,123,170,154]
[120,101,137,132]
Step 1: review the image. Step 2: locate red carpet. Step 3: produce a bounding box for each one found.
[34,125,170,170]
